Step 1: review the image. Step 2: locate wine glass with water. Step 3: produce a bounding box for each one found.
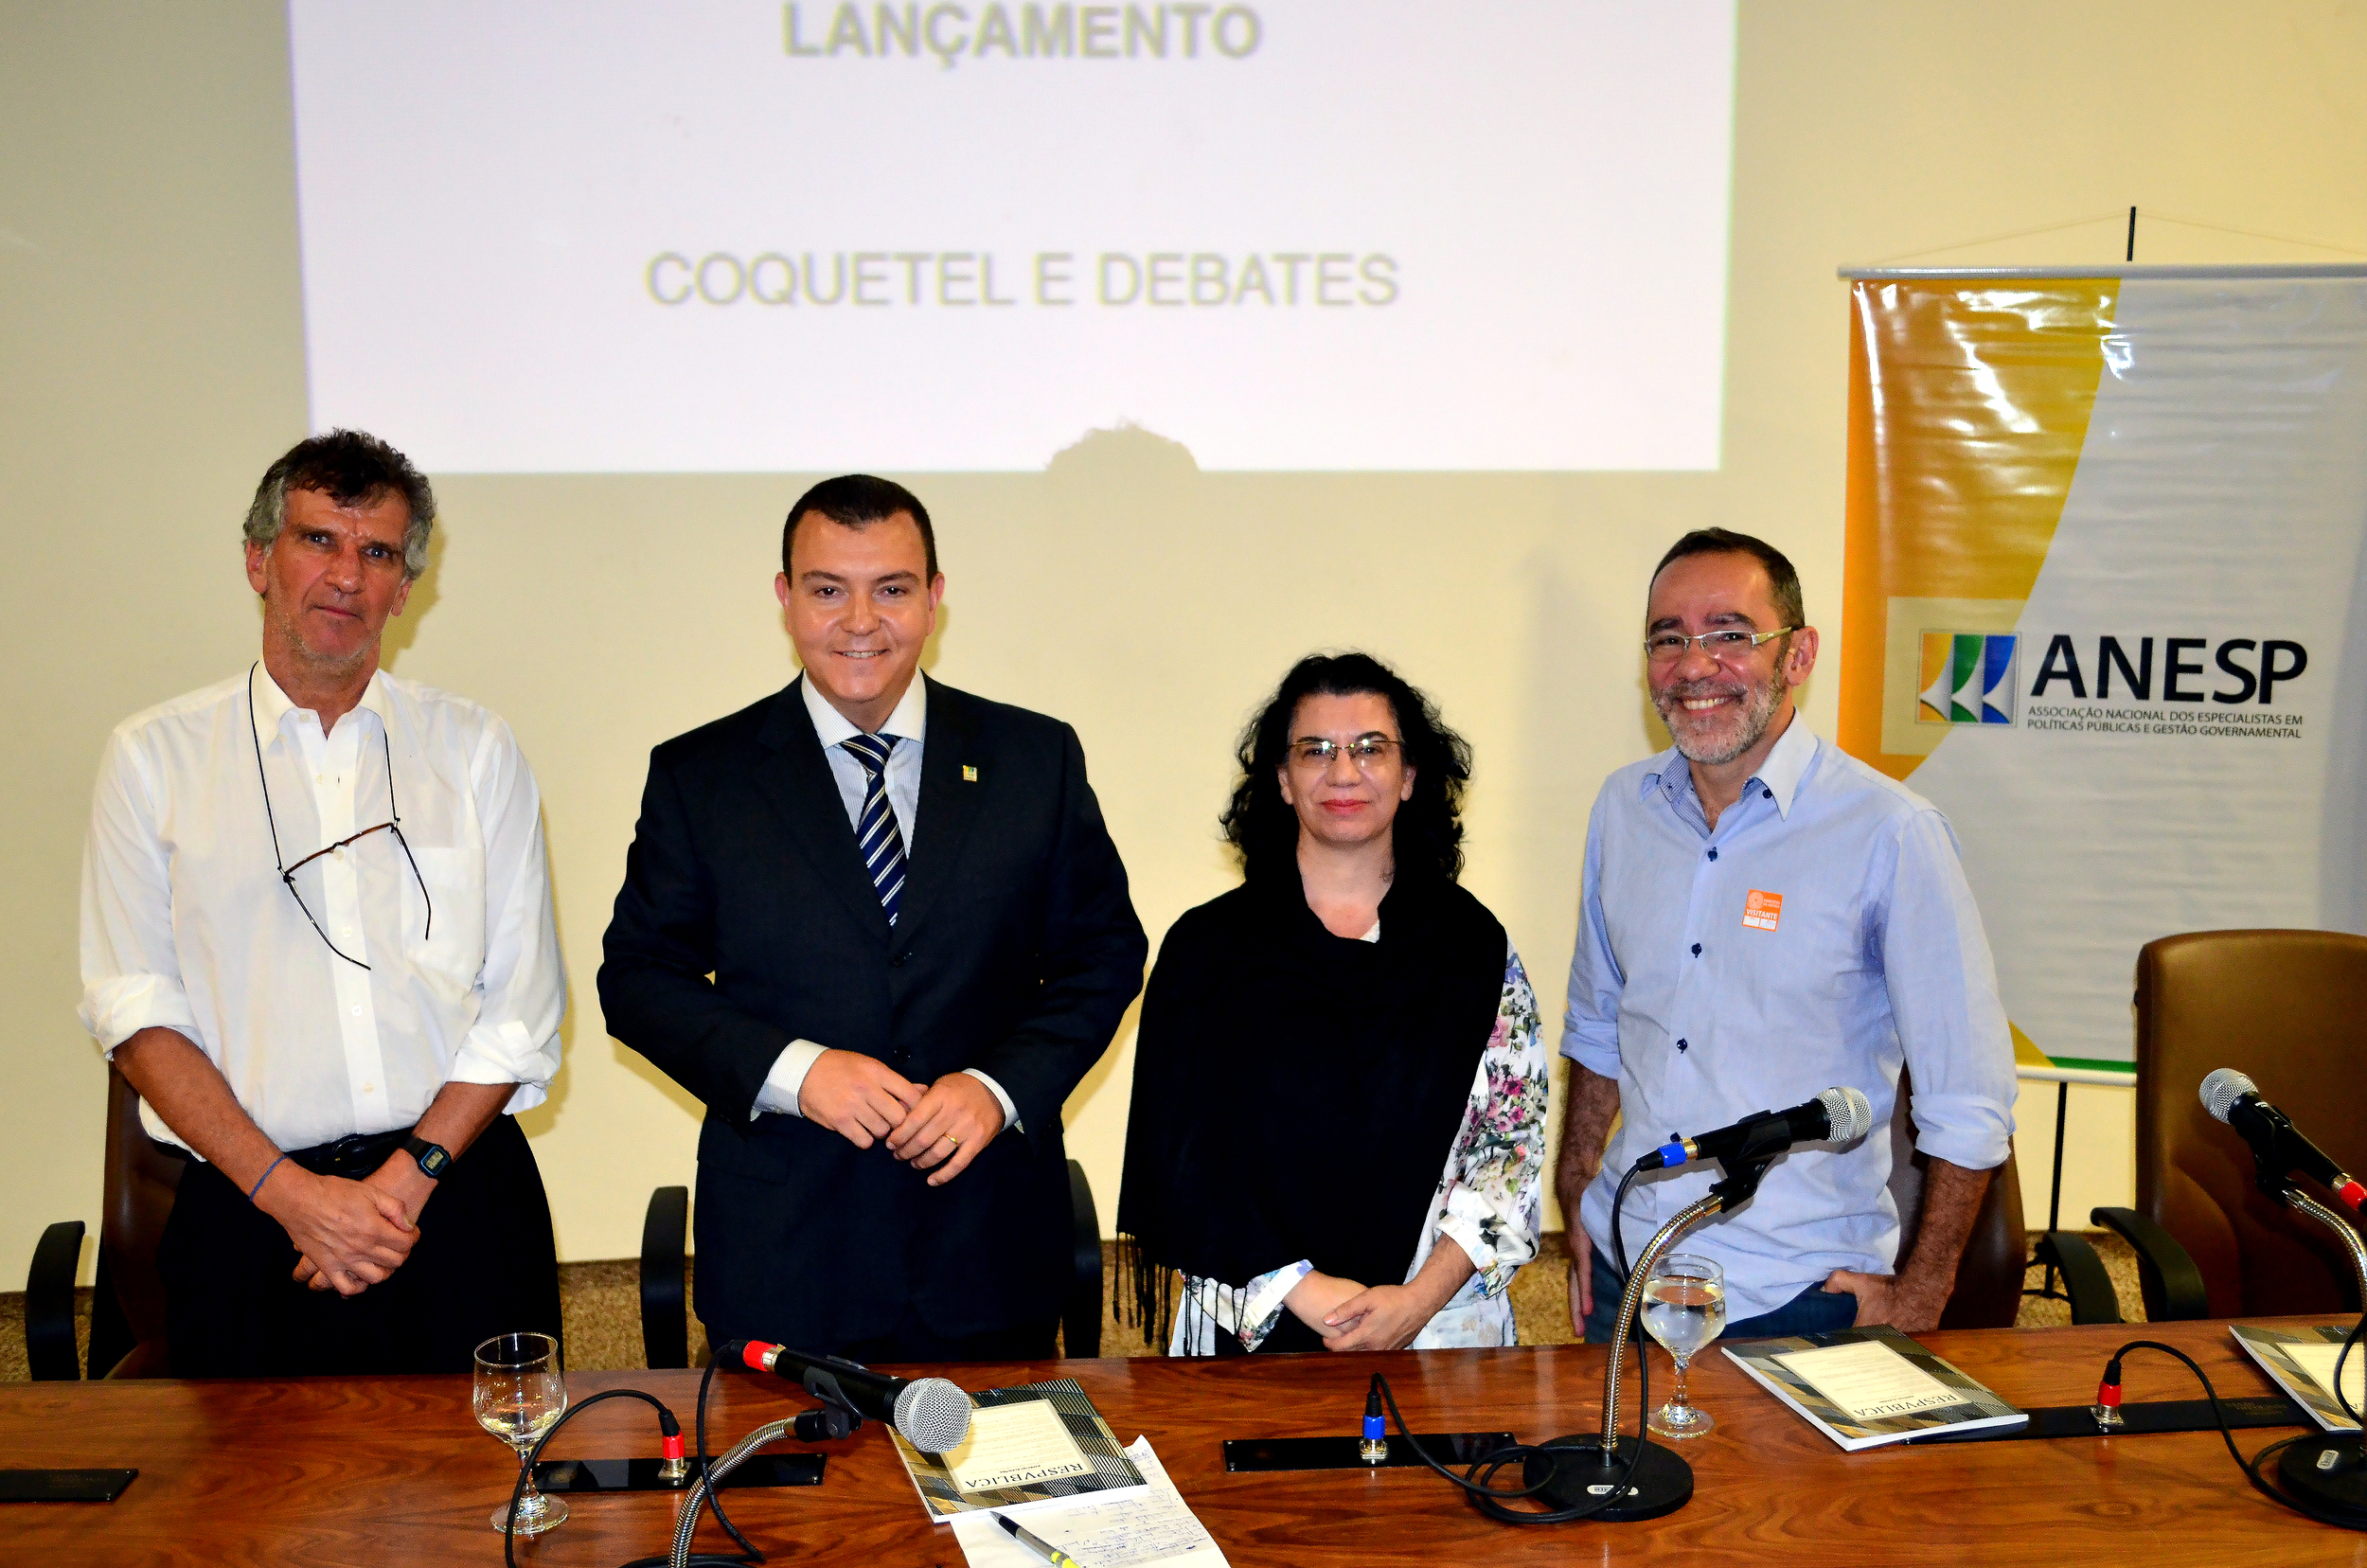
[474,1331,569,1535]
[1641,1254,1726,1440]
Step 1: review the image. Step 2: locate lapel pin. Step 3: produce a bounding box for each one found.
[962,765,978,782]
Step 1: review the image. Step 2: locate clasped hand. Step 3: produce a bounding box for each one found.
[1285,1271,1446,1352]
[799,1048,1002,1186]
[257,1164,419,1296]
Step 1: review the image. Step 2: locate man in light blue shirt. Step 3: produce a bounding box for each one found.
[1557,529,2014,1341]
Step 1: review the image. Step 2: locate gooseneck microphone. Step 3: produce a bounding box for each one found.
[1637,1086,1874,1172]
[722,1340,974,1452]
[2201,1069,2365,1210]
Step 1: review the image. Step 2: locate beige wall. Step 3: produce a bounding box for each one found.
[7,3,2362,1282]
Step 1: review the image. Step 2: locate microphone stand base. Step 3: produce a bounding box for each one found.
[1522,1436,1693,1522]
[2279,1434,2367,1523]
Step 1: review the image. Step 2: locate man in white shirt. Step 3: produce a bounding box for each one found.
[79,430,566,1376]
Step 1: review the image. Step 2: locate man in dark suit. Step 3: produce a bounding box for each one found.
[599,475,1147,1363]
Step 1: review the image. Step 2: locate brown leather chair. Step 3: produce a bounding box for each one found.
[26,1066,184,1379]
[2085,930,2367,1321]
[1888,1088,2030,1329]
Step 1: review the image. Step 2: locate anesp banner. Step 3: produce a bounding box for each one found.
[1837,265,2367,1070]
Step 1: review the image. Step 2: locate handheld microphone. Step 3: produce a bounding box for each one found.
[722,1340,974,1452]
[1636,1086,1874,1172]
[2201,1069,2365,1211]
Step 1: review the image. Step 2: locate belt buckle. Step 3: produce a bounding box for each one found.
[327,1131,383,1173]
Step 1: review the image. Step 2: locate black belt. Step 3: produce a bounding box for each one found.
[151,1125,418,1176]
[285,1127,418,1178]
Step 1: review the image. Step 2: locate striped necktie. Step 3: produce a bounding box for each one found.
[840,733,907,924]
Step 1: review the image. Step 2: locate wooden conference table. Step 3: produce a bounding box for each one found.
[2,1318,2359,1567]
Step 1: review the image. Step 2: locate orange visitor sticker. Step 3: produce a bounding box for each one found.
[1742,889,1783,932]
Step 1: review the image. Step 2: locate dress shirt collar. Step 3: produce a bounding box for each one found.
[800,668,928,749]
[248,661,392,739]
[1637,707,1820,821]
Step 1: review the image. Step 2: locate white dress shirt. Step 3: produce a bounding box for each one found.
[751,672,1020,1130]
[1561,719,2015,1322]
[79,665,566,1155]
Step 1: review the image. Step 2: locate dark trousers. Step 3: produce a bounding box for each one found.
[160,1115,561,1378]
[1581,1248,1858,1346]
[822,1304,1059,1367]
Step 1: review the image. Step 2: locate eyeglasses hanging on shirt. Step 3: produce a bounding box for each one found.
[246,663,432,971]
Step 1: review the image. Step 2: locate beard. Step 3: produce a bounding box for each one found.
[1654,668,1786,767]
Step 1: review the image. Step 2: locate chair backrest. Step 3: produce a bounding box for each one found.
[1889,1112,2027,1331]
[2136,929,2367,1319]
[91,1065,182,1378]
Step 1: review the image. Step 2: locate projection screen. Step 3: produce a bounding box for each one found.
[288,1,1736,472]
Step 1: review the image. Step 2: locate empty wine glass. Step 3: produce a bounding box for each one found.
[1641,1254,1726,1440]
[474,1331,569,1535]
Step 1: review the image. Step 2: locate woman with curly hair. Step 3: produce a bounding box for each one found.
[1117,651,1547,1354]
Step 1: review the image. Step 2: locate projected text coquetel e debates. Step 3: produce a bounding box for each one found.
[649,251,1398,309]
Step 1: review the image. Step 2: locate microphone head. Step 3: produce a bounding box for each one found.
[2202,1068,2259,1125]
[894,1377,974,1452]
[1818,1086,1874,1144]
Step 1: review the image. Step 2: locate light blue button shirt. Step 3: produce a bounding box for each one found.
[1561,718,2015,1322]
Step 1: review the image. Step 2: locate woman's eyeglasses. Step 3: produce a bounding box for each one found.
[1287,736,1403,771]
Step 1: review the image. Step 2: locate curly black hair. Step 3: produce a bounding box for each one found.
[1220,651,1473,884]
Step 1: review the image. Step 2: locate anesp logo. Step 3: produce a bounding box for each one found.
[1918,632,2018,726]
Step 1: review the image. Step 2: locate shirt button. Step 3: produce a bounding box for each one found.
[1763,788,1774,799]
[1691,943,1702,956]
[1707,848,1718,861]
[362,1083,375,1094]
[1678,1039,1689,1052]
[351,1005,363,1017]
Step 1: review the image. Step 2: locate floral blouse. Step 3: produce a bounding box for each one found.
[1168,936,1548,1353]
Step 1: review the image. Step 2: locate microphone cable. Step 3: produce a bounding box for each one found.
[1368,1351,1654,1525]
[497,1388,687,1568]
[661,1345,766,1567]
[1609,1160,1646,1286]
[490,1345,854,1568]
[1372,1166,1664,1524]
[2097,1335,2367,1531]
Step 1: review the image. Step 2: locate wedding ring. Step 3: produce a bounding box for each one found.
[943,1133,959,1149]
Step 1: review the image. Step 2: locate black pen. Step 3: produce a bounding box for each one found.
[993,1510,1087,1568]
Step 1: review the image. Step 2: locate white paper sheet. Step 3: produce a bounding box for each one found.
[1772,1340,1963,1422]
[951,1436,1227,1568]
[2285,1343,2367,1414]
[943,1399,1096,1492]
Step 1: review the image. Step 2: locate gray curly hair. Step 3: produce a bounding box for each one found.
[242,429,436,579]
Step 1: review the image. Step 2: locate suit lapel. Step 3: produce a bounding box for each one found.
[753,678,893,942]
[895,680,984,944]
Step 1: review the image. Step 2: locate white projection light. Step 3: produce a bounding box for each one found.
[288,1,1736,472]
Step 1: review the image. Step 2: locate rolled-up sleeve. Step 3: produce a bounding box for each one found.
[80,728,198,1051]
[1559,790,1626,1078]
[1878,808,2015,1171]
[451,719,565,1110]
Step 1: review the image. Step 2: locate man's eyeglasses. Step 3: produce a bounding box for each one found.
[247,665,433,971]
[1288,736,1403,771]
[1644,627,1797,665]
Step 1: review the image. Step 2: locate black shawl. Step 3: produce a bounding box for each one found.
[1115,866,1507,1349]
